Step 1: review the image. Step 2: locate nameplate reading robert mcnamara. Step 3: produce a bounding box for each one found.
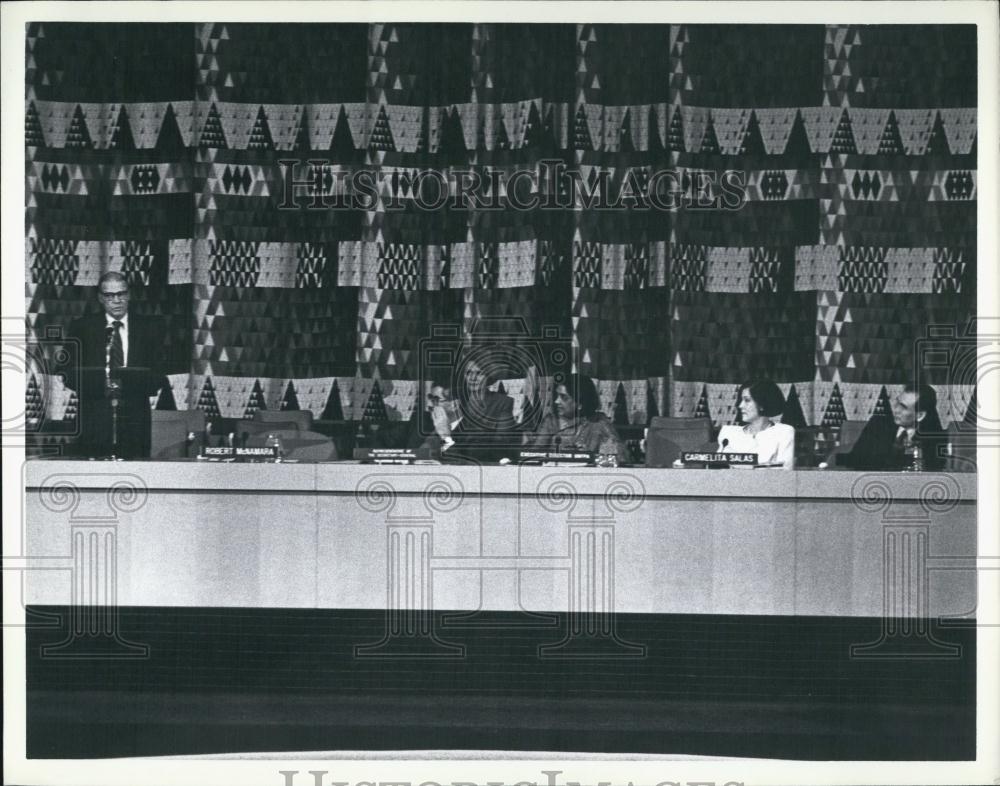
[682,451,757,465]
[202,446,235,459]
[235,446,279,461]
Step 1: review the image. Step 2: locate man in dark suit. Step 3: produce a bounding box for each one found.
[64,272,167,459]
[840,383,946,471]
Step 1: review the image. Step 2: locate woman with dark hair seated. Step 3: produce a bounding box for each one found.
[525,373,629,463]
[717,379,795,469]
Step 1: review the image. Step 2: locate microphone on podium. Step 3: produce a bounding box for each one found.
[720,438,729,451]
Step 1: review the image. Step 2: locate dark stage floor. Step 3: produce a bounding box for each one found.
[26,607,975,760]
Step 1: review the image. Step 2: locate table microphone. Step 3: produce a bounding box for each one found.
[720,438,729,450]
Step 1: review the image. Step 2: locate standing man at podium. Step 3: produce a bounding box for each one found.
[64,272,166,459]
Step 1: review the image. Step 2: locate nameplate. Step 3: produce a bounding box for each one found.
[355,448,417,463]
[202,446,235,458]
[682,451,757,465]
[518,450,593,465]
[236,446,279,459]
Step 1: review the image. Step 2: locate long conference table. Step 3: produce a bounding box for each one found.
[23,461,977,617]
[21,461,979,760]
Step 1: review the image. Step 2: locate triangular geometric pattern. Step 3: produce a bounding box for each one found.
[749,248,792,293]
[665,108,685,152]
[573,241,601,288]
[156,103,187,152]
[247,106,275,151]
[931,248,967,294]
[279,380,300,411]
[65,105,94,149]
[243,379,267,418]
[738,110,767,157]
[25,100,46,147]
[29,239,79,285]
[821,382,847,426]
[362,379,388,421]
[924,110,951,156]
[23,23,978,438]
[378,244,422,289]
[195,377,222,420]
[699,114,720,155]
[877,110,905,155]
[872,385,893,419]
[782,385,808,429]
[26,373,44,426]
[623,244,648,290]
[199,103,228,148]
[829,109,858,154]
[369,105,396,152]
[838,247,888,293]
[120,241,155,285]
[108,105,137,151]
[320,379,345,421]
[693,384,710,419]
[209,241,262,287]
[670,245,707,291]
[295,243,334,288]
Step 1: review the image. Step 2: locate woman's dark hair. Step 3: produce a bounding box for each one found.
[739,379,786,419]
[555,373,601,420]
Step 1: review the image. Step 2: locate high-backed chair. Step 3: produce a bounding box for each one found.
[245,428,338,461]
[150,410,207,459]
[828,420,869,466]
[645,417,713,467]
[254,409,313,431]
[231,418,303,446]
[794,425,820,468]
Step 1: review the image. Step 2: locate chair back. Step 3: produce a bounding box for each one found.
[246,429,338,461]
[794,425,820,468]
[837,420,867,452]
[254,409,313,431]
[645,417,713,467]
[150,410,207,459]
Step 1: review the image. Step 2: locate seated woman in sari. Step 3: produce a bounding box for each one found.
[524,373,629,463]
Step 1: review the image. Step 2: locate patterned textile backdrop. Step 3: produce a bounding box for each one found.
[25,23,977,447]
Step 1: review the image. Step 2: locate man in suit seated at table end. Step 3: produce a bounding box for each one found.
[839,383,946,471]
